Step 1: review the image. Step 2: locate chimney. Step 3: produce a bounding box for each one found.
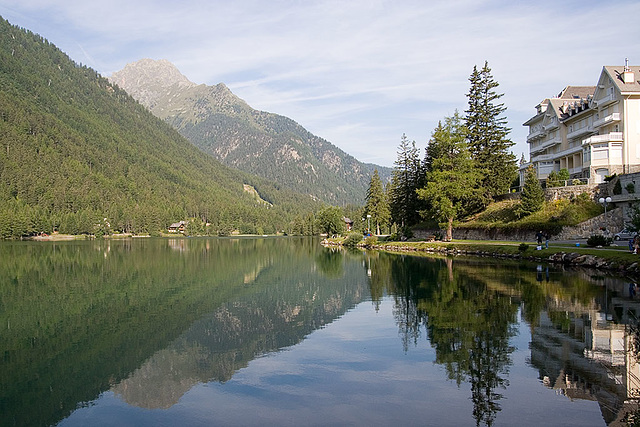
[624,57,635,84]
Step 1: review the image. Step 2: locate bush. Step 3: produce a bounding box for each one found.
[627,183,636,194]
[518,243,529,252]
[586,234,613,247]
[364,235,378,247]
[613,179,622,195]
[343,232,363,247]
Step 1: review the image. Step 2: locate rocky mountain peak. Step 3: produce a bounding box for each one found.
[110,58,196,108]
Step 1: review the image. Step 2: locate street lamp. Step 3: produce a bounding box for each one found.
[599,196,612,232]
[367,214,371,236]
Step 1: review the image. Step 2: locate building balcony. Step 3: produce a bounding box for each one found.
[582,132,623,145]
[531,153,556,162]
[541,137,561,150]
[567,125,594,140]
[544,121,559,131]
[556,144,583,158]
[526,129,545,142]
[569,167,583,175]
[594,93,616,107]
[530,144,545,154]
[518,162,531,172]
[593,112,620,129]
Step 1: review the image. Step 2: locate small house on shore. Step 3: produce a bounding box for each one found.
[168,221,188,234]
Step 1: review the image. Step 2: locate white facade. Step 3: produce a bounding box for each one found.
[521,62,640,186]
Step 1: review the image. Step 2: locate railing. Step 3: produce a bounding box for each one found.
[594,93,616,107]
[583,132,623,145]
[510,177,592,193]
[540,137,562,150]
[593,112,620,129]
[566,125,593,140]
[555,144,584,157]
[531,153,556,162]
[527,129,545,142]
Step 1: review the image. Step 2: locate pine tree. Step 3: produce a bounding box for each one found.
[417,112,482,241]
[517,165,544,218]
[364,169,390,235]
[465,61,517,202]
[389,134,423,228]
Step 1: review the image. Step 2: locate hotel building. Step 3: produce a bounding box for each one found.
[521,61,640,185]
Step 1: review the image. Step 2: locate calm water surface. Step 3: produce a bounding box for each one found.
[1,237,639,426]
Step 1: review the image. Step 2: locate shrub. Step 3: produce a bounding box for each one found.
[586,234,613,247]
[343,232,363,247]
[518,243,529,252]
[627,183,636,194]
[364,235,378,247]
[613,179,622,195]
[574,192,591,204]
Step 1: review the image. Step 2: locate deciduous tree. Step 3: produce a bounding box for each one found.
[316,206,344,236]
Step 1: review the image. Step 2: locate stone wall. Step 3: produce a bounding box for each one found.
[544,184,600,201]
[413,227,538,242]
[555,207,624,239]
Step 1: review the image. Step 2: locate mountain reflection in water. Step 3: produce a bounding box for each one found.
[1,238,639,426]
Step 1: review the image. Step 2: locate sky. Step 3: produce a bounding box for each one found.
[1,0,639,168]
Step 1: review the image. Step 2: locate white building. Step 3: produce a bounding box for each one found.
[521,60,640,185]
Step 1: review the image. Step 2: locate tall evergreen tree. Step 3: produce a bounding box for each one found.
[364,169,390,235]
[389,134,423,228]
[516,165,544,218]
[465,61,517,202]
[417,112,482,241]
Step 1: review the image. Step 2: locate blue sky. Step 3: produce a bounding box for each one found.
[2,0,639,167]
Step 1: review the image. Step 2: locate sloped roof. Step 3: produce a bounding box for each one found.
[546,98,569,120]
[604,65,640,93]
[557,86,596,99]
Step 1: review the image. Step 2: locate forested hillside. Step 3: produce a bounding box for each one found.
[0,17,318,237]
[110,59,391,205]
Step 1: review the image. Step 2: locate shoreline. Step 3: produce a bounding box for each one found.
[323,238,640,279]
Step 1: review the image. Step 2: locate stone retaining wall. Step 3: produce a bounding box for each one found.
[544,184,600,201]
[554,207,624,239]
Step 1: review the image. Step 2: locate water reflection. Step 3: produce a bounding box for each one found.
[2,239,640,426]
[365,251,640,425]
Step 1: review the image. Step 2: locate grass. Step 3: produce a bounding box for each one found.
[457,197,603,233]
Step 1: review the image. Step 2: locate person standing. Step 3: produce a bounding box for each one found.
[536,231,543,249]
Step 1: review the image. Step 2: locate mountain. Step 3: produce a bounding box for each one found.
[110,59,391,205]
[0,17,317,237]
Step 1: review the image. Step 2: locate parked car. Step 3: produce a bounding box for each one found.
[614,229,637,240]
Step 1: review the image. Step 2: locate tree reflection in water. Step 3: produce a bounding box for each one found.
[364,251,640,426]
[371,253,517,426]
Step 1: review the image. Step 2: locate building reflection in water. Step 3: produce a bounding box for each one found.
[529,281,640,425]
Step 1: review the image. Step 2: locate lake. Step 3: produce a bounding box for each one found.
[1,237,639,426]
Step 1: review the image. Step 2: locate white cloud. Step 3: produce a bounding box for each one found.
[2,0,640,167]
